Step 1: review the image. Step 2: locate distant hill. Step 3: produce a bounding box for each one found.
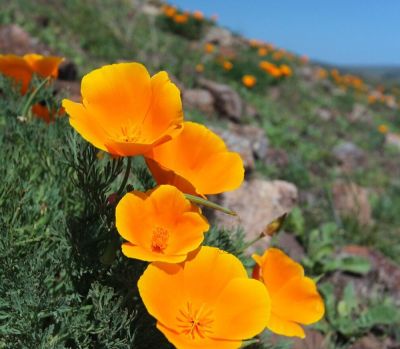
[317,62,400,86]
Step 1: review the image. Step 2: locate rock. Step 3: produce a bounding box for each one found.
[349,103,372,123]
[244,103,259,119]
[228,123,269,160]
[141,4,161,16]
[332,141,365,171]
[210,124,269,171]
[349,335,392,349]
[297,66,314,81]
[315,107,333,121]
[385,132,400,151]
[198,78,243,122]
[339,245,400,302]
[0,24,51,55]
[204,27,234,46]
[209,126,254,171]
[332,181,372,226]
[214,179,298,254]
[276,232,305,262]
[182,89,215,114]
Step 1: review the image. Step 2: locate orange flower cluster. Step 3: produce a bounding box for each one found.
[62,61,324,348]
[0,53,64,122]
[259,60,291,79]
[330,69,365,92]
[162,5,206,23]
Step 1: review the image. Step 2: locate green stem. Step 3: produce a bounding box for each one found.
[184,194,236,216]
[20,76,51,118]
[241,233,265,251]
[117,157,132,195]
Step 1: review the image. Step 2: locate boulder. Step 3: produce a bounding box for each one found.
[332,181,372,226]
[198,78,243,122]
[214,179,298,254]
[182,89,215,114]
[332,141,366,171]
[204,27,234,46]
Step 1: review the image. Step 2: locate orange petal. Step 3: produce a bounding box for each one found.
[138,262,185,326]
[212,278,270,340]
[115,192,152,245]
[255,248,304,295]
[24,54,63,78]
[146,122,244,195]
[145,158,198,195]
[121,243,187,263]
[0,54,32,94]
[141,71,183,141]
[157,322,242,349]
[62,99,108,151]
[182,247,248,303]
[167,212,209,254]
[81,62,152,134]
[272,276,325,325]
[267,313,305,338]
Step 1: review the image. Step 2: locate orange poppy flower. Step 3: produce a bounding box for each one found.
[163,5,177,17]
[138,246,271,349]
[193,10,204,20]
[62,62,183,157]
[145,121,244,196]
[116,185,209,263]
[378,124,388,134]
[222,60,233,71]
[252,248,325,338]
[0,53,63,94]
[242,75,256,88]
[258,47,268,56]
[195,63,204,73]
[174,13,189,24]
[204,43,215,54]
[279,64,292,77]
[31,103,65,124]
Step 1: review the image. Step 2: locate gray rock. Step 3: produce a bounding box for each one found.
[214,179,298,254]
[198,78,243,122]
[182,89,215,114]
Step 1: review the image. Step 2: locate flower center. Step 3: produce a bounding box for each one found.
[176,302,214,339]
[117,125,144,143]
[151,226,169,253]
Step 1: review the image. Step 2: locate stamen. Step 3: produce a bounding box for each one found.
[176,302,214,339]
[151,226,169,253]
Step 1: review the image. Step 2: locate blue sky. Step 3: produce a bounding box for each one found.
[169,0,400,66]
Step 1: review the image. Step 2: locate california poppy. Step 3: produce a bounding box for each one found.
[116,185,209,263]
[0,53,63,94]
[62,62,183,157]
[242,75,256,88]
[145,121,244,196]
[138,246,271,349]
[252,248,324,338]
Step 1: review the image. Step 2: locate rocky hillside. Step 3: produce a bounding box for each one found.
[1,1,400,348]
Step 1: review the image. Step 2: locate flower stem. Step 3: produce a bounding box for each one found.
[20,76,51,119]
[117,157,132,195]
[184,194,237,216]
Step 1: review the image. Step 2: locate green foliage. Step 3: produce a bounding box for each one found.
[318,283,400,343]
